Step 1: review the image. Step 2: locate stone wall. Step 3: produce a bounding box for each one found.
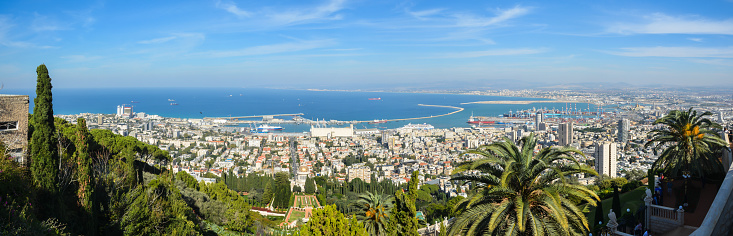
[0,94,29,164]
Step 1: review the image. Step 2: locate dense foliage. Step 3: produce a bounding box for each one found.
[389,171,420,236]
[30,64,59,193]
[0,65,263,235]
[300,205,367,236]
[449,133,600,236]
[645,108,727,178]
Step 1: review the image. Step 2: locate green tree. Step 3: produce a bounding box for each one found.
[612,185,621,218]
[305,177,316,194]
[30,64,59,192]
[75,118,95,234]
[273,172,291,209]
[389,171,419,236]
[300,204,367,236]
[449,133,599,236]
[644,108,727,178]
[353,192,393,236]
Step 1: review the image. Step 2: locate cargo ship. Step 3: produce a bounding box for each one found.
[370,119,388,124]
[368,98,381,100]
[467,116,495,124]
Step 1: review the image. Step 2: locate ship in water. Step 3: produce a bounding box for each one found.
[467,115,495,125]
[168,99,175,102]
[370,119,388,124]
[400,123,434,130]
[170,103,179,105]
[130,101,140,103]
[256,124,283,133]
[368,98,381,100]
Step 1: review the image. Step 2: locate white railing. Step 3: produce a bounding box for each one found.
[650,205,678,221]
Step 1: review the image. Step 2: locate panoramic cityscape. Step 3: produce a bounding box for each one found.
[1,1,733,236]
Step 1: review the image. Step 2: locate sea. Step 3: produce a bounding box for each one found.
[3,87,601,133]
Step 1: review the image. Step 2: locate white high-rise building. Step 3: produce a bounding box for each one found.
[535,113,543,130]
[617,119,630,143]
[595,142,617,178]
[558,122,573,146]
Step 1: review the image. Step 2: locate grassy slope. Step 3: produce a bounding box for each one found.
[587,187,648,225]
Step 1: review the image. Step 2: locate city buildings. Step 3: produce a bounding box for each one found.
[559,122,573,146]
[116,104,133,118]
[595,142,617,178]
[347,165,371,183]
[618,118,630,143]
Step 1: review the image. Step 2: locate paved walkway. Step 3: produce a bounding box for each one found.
[659,179,720,227]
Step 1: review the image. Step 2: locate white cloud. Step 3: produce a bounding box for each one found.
[406,8,444,20]
[196,39,334,58]
[215,0,252,18]
[61,55,103,62]
[0,16,54,49]
[454,6,530,28]
[138,36,177,44]
[137,33,205,44]
[605,46,733,58]
[688,38,704,42]
[267,0,347,25]
[436,48,547,58]
[688,58,733,66]
[609,13,733,35]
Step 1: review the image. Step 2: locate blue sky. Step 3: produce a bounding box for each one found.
[1,0,732,89]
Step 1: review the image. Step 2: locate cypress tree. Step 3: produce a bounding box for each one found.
[389,171,419,236]
[594,199,605,232]
[30,64,59,192]
[612,184,622,219]
[75,118,96,235]
[75,118,94,210]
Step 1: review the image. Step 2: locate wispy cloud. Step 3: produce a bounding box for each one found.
[215,0,252,18]
[605,46,733,58]
[608,13,733,35]
[137,33,205,44]
[138,36,177,44]
[196,39,334,58]
[406,8,444,20]
[454,6,530,28]
[689,58,733,66]
[435,48,547,58]
[688,38,704,42]
[0,16,54,49]
[31,12,71,32]
[216,0,347,25]
[267,0,347,25]
[61,55,103,62]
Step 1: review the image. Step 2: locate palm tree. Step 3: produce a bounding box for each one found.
[644,108,727,178]
[448,133,599,236]
[353,191,393,236]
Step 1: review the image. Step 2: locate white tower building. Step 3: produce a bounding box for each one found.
[595,142,617,178]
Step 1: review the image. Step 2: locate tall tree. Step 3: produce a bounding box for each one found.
[389,171,419,236]
[305,177,316,194]
[449,133,599,236]
[644,108,727,178]
[30,64,59,192]
[300,204,367,236]
[612,185,621,221]
[353,192,393,236]
[75,118,95,234]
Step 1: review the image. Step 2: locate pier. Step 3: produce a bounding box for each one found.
[360,104,463,123]
[205,104,464,126]
[203,113,305,121]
